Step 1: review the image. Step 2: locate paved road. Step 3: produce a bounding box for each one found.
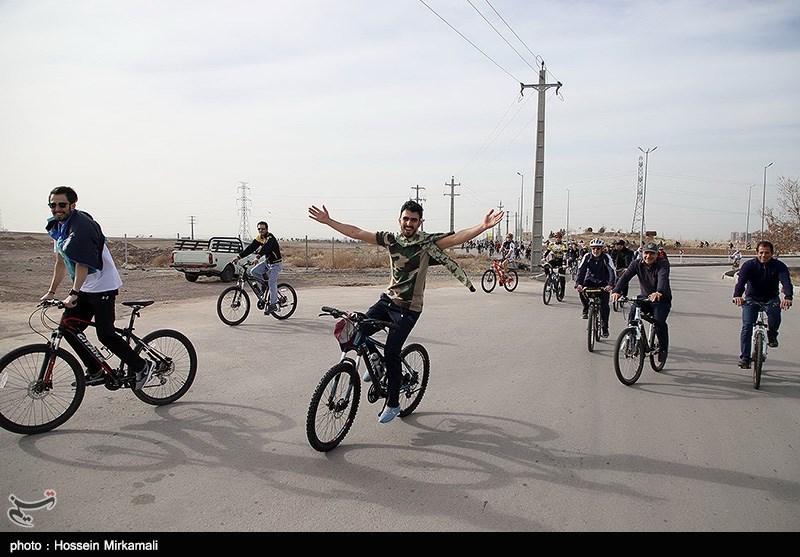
[0,265,798,533]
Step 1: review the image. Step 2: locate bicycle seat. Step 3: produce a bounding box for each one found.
[122,300,155,308]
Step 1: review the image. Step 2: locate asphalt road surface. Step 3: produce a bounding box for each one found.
[0,265,798,534]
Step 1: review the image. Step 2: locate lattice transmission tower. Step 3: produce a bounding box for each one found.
[237,181,251,240]
[630,156,644,235]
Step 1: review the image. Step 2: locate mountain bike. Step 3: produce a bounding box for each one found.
[613,296,665,386]
[306,306,430,452]
[541,263,565,305]
[481,259,518,293]
[583,288,604,352]
[216,260,297,325]
[743,300,782,389]
[0,300,197,435]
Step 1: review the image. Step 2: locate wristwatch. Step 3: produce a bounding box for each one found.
[68,289,80,296]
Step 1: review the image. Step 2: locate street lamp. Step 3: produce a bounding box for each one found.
[638,146,657,246]
[761,162,773,237]
[516,172,524,242]
[746,184,757,248]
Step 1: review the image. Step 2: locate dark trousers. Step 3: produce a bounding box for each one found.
[629,299,671,353]
[62,291,145,373]
[740,297,781,359]
[580,290,610,328]
[365,295,421,408]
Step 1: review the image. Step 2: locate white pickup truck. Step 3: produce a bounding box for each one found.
[169,236,244,282]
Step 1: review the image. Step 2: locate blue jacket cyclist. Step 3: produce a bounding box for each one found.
[575,238,616,337]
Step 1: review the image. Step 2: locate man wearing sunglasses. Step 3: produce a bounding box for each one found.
[42,186,155,390]
[232,221,282,314]
[611,241,672,363]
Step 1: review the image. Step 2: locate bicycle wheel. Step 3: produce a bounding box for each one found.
[556,276,565,301]
[270,283,297,320]
[542,277,552,305]
[133,330,198,405]
[217,286,250,326]
[752,330,764,389]
[398,343,430,417]
[614,327,645,385]
[481,270,496,293]
[306,361,361,452]
[0,344,85,435]
[587,306,597,352]
[503,270,519,292]
[648,325,666,372]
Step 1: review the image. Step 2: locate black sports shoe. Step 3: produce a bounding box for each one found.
[768,337,778,348]
[582,312,588,319]
[658,350,667,363]
[85,369,105,386]
[601,327,609,338]
[738,357,751,369]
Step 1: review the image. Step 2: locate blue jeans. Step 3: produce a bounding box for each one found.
[251,261,282,306]
[740,297,781,360]
[629,299,670,353]
[364,295,421,408]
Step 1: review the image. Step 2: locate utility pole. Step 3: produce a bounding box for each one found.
[521,61,562,269]
[638,146,657,247]
[496,201,504,243]
[237,181,251,240]
[631,156,644,242]
[410,184,427,231]
[188,215,196,239]
[443,176,460,232]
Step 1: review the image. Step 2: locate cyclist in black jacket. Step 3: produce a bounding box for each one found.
[575,238,616,337]
[611,239,636,297]
[233,221,283,313]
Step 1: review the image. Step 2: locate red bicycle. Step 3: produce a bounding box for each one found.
[481,259,518,293]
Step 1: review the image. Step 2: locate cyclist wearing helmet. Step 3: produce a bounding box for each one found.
[501,233,516,276]
[541,231,568,278]
[575,238,616,337]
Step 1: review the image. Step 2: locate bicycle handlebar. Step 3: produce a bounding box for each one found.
[319,306,400,331]
[742,300,782,309]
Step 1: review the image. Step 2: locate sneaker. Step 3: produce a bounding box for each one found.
[72,369,105,387]
[581,311,588,319]
[768,337,778,348]
[601,327,609,338]
[738,357,751,369]
[135,360,156,391]
[378,405,401,424]
[658,350,668,363]
[265,303,278,314]
[363,369,372,383]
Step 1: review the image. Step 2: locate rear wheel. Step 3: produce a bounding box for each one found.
[542,276,553,305]
[752,330,764,389]
[503,270,519,292]
[398,343,430,417]
[185,273,199,283]
[0,344,85,435]
[587,306,597,352]
[133,330,198,405]
[614,327,645,385]
[481,270,496,293]
[219,264,236,283]
[270,283,298,320]
[217,286,250,326]
[306,361,361,452]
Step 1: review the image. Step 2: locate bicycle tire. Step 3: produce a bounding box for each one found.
[614,327,645,386]
[306,361,361,452]
[648,326,666,372]
[752,330,764,389]
[542,277,552,305]
[217,286,251,326]
[398,343,430,417]
[503,270,519,292]
[270,283,297,320]
[132,330,198,405]
[587,306,597,352]
[0,344,85,435]
[556,276,565,301]
[481,270,496,293]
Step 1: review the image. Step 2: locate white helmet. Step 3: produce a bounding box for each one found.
[589,238,605,247]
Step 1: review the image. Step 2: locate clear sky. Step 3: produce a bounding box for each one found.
[1,0,798,243]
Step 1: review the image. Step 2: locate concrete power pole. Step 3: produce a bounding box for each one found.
[188,215,197,239]
[443,176,460,232]
[410,185,426,230]
[237,181,251,240]
[495,201,504,242]
[521,61,562,270]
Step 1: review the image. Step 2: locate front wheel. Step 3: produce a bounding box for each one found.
[614,327,645,386]
[587,306,597,352]
[133,330,198,405]
[556,276,566,301]
[542,276,553,305]
[398,343,430,417]
[0,344,85,435]
[306,361,361,452]
[503,270,519,292]
[648,326,666,372]
[270,283,297,320]
[481,270,496,293]
[752,330,764,389]
[217,286,250,326]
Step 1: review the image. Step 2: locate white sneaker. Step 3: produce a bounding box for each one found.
[135,360,156,391]
[378,405,401,424]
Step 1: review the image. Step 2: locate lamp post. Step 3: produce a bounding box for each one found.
[516,172,524,242]
[746,184,756,248]
[638,146,657,246]
[761,162,773,238]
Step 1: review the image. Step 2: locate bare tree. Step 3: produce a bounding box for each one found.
[763,176,800,252]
